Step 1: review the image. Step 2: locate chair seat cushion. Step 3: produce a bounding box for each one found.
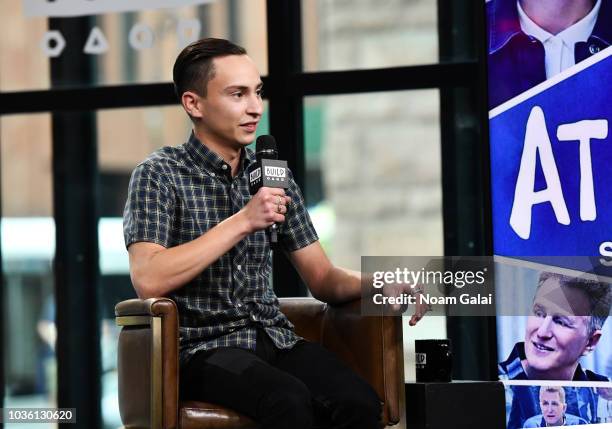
[179,400,259,429]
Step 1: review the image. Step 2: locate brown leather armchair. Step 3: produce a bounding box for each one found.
[115,297,405,429]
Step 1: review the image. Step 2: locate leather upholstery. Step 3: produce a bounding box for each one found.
[116,298,179,429]
[116,297,403,428]
[117,325,152,428]
[179,401,258,429]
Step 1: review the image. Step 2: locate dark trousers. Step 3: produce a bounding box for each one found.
[180,328,382,429]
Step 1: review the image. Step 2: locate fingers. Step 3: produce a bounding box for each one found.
[260,189,291,221]
[258,188,292,205]
[252,188,293,225]
[408,296,432,326]
[409,311,425,326]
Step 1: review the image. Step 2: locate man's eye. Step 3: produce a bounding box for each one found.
[533,308,546,318]
[553,316,571,327]
[256,89,264,97]
[232,92,243,98]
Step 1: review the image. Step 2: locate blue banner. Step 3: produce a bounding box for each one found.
[490,49,612,269]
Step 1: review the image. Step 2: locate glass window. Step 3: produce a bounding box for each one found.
[302,0,438,72]
[1,114,56,422]
[1,0,267,91]
[0,3,50,92]
[304,90,445,380]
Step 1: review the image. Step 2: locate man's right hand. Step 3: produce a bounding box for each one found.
[241,187,292,233]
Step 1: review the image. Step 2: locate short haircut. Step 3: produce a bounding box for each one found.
[539,386,565,405]
[172,38,247,99]
[537,272,611,335]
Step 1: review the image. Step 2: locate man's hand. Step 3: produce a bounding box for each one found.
[382,283,431,325]
[408,287,431,326]
[241,187,292,233]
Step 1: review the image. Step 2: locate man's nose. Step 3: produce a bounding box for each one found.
[247,94,263,116]
[536,316,553,338]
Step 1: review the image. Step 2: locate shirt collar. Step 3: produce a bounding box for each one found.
[488,0,524,54]
[185,132,252,177]
[590,0,612,46]
[517,0,601,47]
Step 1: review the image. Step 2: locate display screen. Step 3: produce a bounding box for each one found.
[485,0,612,427]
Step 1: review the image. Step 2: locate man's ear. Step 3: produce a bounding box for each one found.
[181,91,204,118]
[582,328,602,355]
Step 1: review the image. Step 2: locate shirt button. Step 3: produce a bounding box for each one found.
[236,302,243,308]
[210,172,216,177]
[237,265,242,271]
[589,44,600,55]
[222,164,228,170]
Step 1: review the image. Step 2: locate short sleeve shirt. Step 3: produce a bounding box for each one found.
[123,132,319,365]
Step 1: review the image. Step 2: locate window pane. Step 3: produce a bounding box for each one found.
[0,3,49,91]
[302,0,438,72]
[304,90,445,380]
[94,0,268,87]
[1,114,56,426]
[0,0,267,91]
[96,102,269,428]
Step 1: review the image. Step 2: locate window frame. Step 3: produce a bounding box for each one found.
[0,0,496,424]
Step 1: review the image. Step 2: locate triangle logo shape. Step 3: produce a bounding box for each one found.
[84,26,109,55]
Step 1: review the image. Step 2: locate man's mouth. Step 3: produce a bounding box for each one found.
[532,341,554,352]
[240,122,258,132]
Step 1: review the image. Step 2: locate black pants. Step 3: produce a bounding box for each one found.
[180,328,382,429]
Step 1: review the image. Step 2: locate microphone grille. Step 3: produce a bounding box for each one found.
[256,135,278,159]
[256,135,277,151]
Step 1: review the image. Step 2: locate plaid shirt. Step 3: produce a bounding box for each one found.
[123,132,318,365]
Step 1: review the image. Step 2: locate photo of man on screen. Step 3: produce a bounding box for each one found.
[499,272,610,381]
[523,386,588,427]
[498,272,611,429]
[487,0,611,109]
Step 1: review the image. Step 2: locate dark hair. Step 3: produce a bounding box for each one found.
[537,272,611,335]
[172,38,247,99]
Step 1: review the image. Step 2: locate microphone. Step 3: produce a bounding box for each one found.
[248,135,289,244]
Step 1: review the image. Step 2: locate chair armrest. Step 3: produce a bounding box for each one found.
[279,297,327,343]
[115,297,176,318]
[115,298,179,429]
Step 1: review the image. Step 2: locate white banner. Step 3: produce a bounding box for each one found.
[23,0,215,18]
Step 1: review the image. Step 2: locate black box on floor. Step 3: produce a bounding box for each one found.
[405,381,506,429]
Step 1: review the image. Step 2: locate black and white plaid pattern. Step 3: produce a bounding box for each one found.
[123,133,318,365]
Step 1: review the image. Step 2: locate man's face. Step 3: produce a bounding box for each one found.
[539,390,566,426]
[524,278,595,379]
[196,54,263,149]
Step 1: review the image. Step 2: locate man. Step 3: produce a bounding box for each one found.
[523,386,588,427]
[498,272,611,429]
[499,271,610,381]
[487,0,611,109]
[123,38,426,429]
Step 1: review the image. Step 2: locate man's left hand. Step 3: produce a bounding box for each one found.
[382,283,431,325]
